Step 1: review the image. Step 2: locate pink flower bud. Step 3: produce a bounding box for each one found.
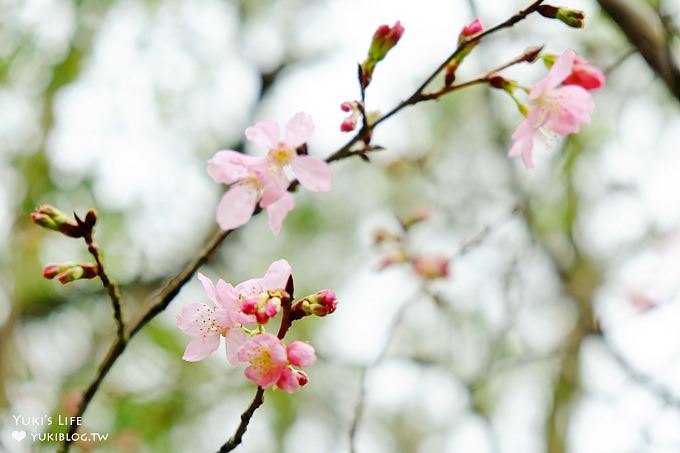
[43,263,70,279]
[362,21,405,88]
[287,341,316,367]
[460,19,483,38]
[264,297,281,318]
[564,57,606,91]
[411,256,449,280]
[294,369,309,387]
[341,117,357,132]
[340,102,354,112]
[241,298,257,315]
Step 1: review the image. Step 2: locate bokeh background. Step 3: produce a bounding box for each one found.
[2,0,680,452]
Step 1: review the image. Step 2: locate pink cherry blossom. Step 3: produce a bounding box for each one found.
[237,333,289,388]
[245,113,333,194]
[208,113,332,235]
[412,255,450,280]
[176,273,253,363]
[563,56,606,91]
[234,259,292,324]
[237,333,317,392]
[508,49,595,169]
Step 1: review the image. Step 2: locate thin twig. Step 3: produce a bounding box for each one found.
[61,3,547,450]
[218,388,265,452]
[83,230,125,341]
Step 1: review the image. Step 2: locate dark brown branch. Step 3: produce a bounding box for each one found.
[598,0,680,103]
[218,387,266,453]
[83,230,125,342]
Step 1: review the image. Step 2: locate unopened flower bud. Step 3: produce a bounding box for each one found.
[242,292,281,324]
[538,5,585,28]
[445,19,484,86]
[43,262,98,284]
[30,205,85,238]
[459,18,483,41]
[294,369,309,386]
[31,205,67,230]
[373,228,401,244]
[542,52,605,90]
[361,21,404,88]
[411,256,449,280]
[298,289,337,317]
[339,101,362,133]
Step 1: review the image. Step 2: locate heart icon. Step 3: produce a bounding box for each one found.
[12,430,26,442]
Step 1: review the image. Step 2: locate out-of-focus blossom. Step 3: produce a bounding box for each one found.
[412,256,450,280]
[628,292,659,313]
[208,113,332,234]
[508,49,594,169]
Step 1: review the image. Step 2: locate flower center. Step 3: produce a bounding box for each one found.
[251,350,273,373]
[267,145,295,166]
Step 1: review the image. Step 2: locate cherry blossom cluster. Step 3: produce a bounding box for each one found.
[374,209,450,280]
[208,113,333,234]
[176,259,336,392]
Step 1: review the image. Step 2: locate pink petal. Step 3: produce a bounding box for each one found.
[276,367,300,393]
[266,192,295,235]
[216,184,259,231]
[259,170,290,208]
[183,334,220,362]
[291,156,332,192]
[531,49,576,99]
[176,304,214,336]
[263,259,292,290]
[507,119,536,170]
[545,86,594,136]
[214,279,239,311]
[287,341,316,367]
[244,364,282,388]
[197,273,216,304]
[284,112,315,148]
[207,151,266,185]
[225,328,247,366]
[245,120,280,149]
[234,278,265,300]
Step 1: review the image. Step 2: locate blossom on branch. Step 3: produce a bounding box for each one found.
[237,333,316,393]
[208,113,332,234]
[508,49,597,169]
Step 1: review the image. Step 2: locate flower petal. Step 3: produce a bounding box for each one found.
[276,367,300,393]
[197,273,216,304]
[216,184,258,231]
[263,259,292,290]
[225,328,247,366]
[291,156,332,192]
[207,150,265,185]
[259,170,290,208]
[182,334,220,362]
[176,303,214,336]
[284,112,315,148]
[531,49,576,99]
[266,192,295,235]
[245,120,280,149]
